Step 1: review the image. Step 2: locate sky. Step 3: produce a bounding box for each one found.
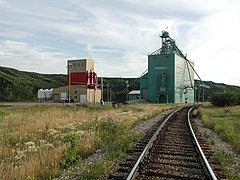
[0,0,240,86]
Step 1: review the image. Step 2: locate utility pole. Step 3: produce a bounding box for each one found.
[101,77,103,104]
[109,88,112,102]
[68,61,72,104]
[125,81,129,101]
[107,84,109,102]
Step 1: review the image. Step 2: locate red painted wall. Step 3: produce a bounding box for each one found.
[67,72,97,88]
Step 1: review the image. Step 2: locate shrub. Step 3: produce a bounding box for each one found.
[212,149,240,179]
[88,105,112,111]
[80,160,112,179]
[76,103,89,108]
[96,117,139,160]
[121,105,143,113]
[210,92,240,106]
[60,132,82,169]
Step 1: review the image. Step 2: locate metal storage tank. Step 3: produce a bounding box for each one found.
[45,89,53,101]
[140,31,194,103]
[38,89,45,99]
[45,89,50,99]
[38,89,45,102]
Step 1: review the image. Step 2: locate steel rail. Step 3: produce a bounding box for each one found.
[126,107,183,180]
[188,106,217,180]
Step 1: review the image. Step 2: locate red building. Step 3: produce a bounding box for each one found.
[67,59,98,89]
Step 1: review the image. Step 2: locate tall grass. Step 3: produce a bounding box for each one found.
[200,105,240,153]
[199,105,240,178]
[0,103,175,179]
[212,149,240,179]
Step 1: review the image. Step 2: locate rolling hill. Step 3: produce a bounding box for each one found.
[0,66,240,102]
[0,66,66,101]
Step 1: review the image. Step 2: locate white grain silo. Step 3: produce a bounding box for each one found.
[38,89,45,102]
[45,89,50,101]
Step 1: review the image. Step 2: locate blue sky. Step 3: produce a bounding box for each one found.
[0,0,240,86]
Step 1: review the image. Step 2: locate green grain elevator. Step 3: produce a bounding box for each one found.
[140,31,194,103]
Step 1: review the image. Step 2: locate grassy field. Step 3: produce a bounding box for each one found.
[0,103,177,179]
[200,105,240,153]
[199,104,240,179]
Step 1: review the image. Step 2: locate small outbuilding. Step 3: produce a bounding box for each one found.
[128,90,140,100]
[52,85,101,103]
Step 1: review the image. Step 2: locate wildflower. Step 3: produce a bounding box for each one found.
[24,141,35,146]
[27,145,38,152]
[39,139,47,145]
[14,150,26,161]
[76,130,85,137]
[48,128,58,135]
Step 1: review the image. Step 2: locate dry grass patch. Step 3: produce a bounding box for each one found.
[0,103,176,179]
[1,145,65,179]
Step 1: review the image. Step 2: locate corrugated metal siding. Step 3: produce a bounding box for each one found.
[174,55,194,103]
[147,54,175,103]
[140,73,148,99]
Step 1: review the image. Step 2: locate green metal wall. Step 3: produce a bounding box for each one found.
[140,73,148,99]
[147,54,175,103]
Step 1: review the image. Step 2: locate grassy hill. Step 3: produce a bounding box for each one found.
[0,66,66,101]
[195,80,240,102]
[0,66,240,102]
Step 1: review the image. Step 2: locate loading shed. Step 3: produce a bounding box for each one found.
[128,90,141,100]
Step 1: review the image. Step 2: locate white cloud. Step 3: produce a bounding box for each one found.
[0,0,239,86]
[0,40,70,74]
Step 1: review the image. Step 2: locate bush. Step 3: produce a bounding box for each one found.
[60,132,82,169]
[210,92,240,106]
[96,117,139,160]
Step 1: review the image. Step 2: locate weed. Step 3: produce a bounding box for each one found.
[96,117,139,160]
[208,139,215,146]
[196,110,202,119]
[201,105,240,179]
[0,111,5,118]
[200,105,240,153]
[77,103,89,108]
[224,108,231,113]
[121,105,143,113]
[80,160,112,179]
[60,132,82,169]
[77,131,97,158]
[88,105,112,111]
[212,149,240,179]
[213,149,233,168]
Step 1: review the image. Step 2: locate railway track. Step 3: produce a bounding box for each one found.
[109,106,224,179]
